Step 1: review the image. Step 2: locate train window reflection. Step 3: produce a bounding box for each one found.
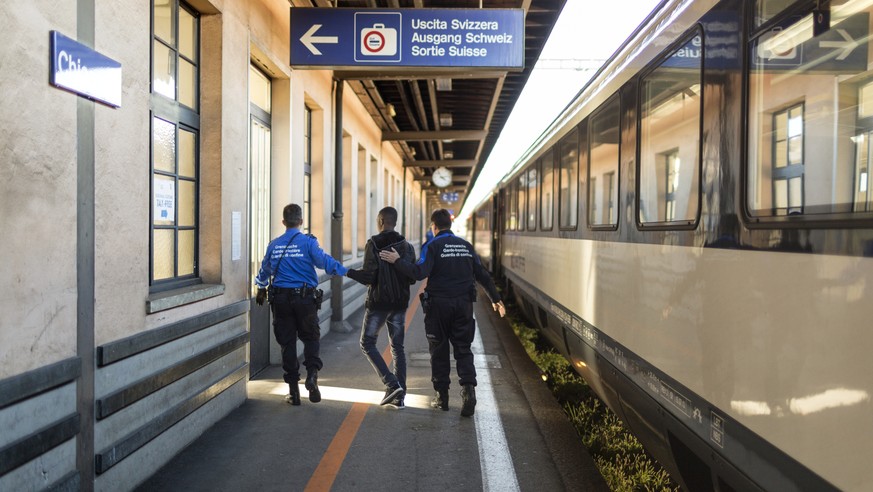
[748,0,873,217]
[507,180,517,230]
[527,166,538,230]
[754,0,797,27]
[517,174,526,232]
[541,150,554,230]
[589,97,620,227]
[639,34,701,226]
[559,129,579,229]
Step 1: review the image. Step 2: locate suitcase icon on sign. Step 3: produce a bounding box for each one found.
[360,24,397,56]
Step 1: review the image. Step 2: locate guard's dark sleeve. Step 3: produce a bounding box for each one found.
[399,242,417,284]
[473,255,501,303]
[402,242,416,263]
[348,241,377,285]
[392,242,433,281]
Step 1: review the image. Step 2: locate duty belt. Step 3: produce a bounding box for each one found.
[274,287,315,296]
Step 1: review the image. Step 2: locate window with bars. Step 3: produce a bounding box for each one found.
[771,104,804,215]
[150,0,200,288]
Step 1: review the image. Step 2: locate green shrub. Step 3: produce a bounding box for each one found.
[505,307,678,491]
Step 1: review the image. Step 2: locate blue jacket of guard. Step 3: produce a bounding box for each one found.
[417,228,435,263]
[254,228,347,289]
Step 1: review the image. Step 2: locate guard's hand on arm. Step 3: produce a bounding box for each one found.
[379,248,400,264]
[492,301,506,318]
[256,288,267,306]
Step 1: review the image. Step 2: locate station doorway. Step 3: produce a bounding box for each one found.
[248,64,272,377]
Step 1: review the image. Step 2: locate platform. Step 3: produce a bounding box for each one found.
[138,284,607,491]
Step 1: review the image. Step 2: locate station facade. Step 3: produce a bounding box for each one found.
[0,0,425,489]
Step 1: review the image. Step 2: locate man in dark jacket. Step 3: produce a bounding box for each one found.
[380,209,505,417]
[347,207,416,408]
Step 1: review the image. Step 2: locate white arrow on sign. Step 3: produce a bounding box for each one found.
[819,29,859,60]
[301,24,338,55]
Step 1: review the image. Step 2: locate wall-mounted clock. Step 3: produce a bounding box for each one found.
[432,166,453,188]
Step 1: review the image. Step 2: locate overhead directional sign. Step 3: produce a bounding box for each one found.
[441,192,459,203]
[290,8,524,69]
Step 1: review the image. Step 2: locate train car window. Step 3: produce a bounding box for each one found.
[517,174,526,232]
[639,32,702,226]
[754,0,798,27]
[541,150,555,230]
[527,166,538,230]
[589,96,620,228]
[748,0,873,219]
[506,181,518,231]
[590,176,597,220]
[559,128,580,229]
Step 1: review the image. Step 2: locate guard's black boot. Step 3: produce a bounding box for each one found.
[305,370,321,403]
[460,384,476,417]
[430,389,449,411]
[285,383,301,406]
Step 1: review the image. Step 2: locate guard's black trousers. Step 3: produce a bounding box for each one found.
[424,296,476,390]
[271,291,322,384]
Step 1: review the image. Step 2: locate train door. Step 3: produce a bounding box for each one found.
[248,64,272,378]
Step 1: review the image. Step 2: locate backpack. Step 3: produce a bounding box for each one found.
[367,239,414,310]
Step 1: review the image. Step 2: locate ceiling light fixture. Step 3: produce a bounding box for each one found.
[436,78,452,91]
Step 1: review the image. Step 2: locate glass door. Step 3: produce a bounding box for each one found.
[249,64,272,377]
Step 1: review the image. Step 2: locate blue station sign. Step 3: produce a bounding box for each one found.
[290,8,524,69]
[441,191,459,203]
[50,31,122,107]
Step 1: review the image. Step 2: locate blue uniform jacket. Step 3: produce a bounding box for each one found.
[392,230,500,303]
[418,229,435,263]
[254,228,347,289]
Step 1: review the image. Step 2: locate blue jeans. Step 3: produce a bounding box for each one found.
[360,309,406,389]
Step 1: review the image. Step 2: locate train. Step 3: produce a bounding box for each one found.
[466,0,873,490]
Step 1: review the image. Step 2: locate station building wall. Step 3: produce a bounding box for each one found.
[0,0,422,490]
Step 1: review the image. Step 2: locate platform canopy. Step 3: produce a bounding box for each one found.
[290,0,566,211]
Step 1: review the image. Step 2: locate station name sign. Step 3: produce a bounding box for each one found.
[290,8,524,69]
[49,31,122,107]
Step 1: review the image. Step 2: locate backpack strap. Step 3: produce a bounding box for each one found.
[270,232,302,285]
